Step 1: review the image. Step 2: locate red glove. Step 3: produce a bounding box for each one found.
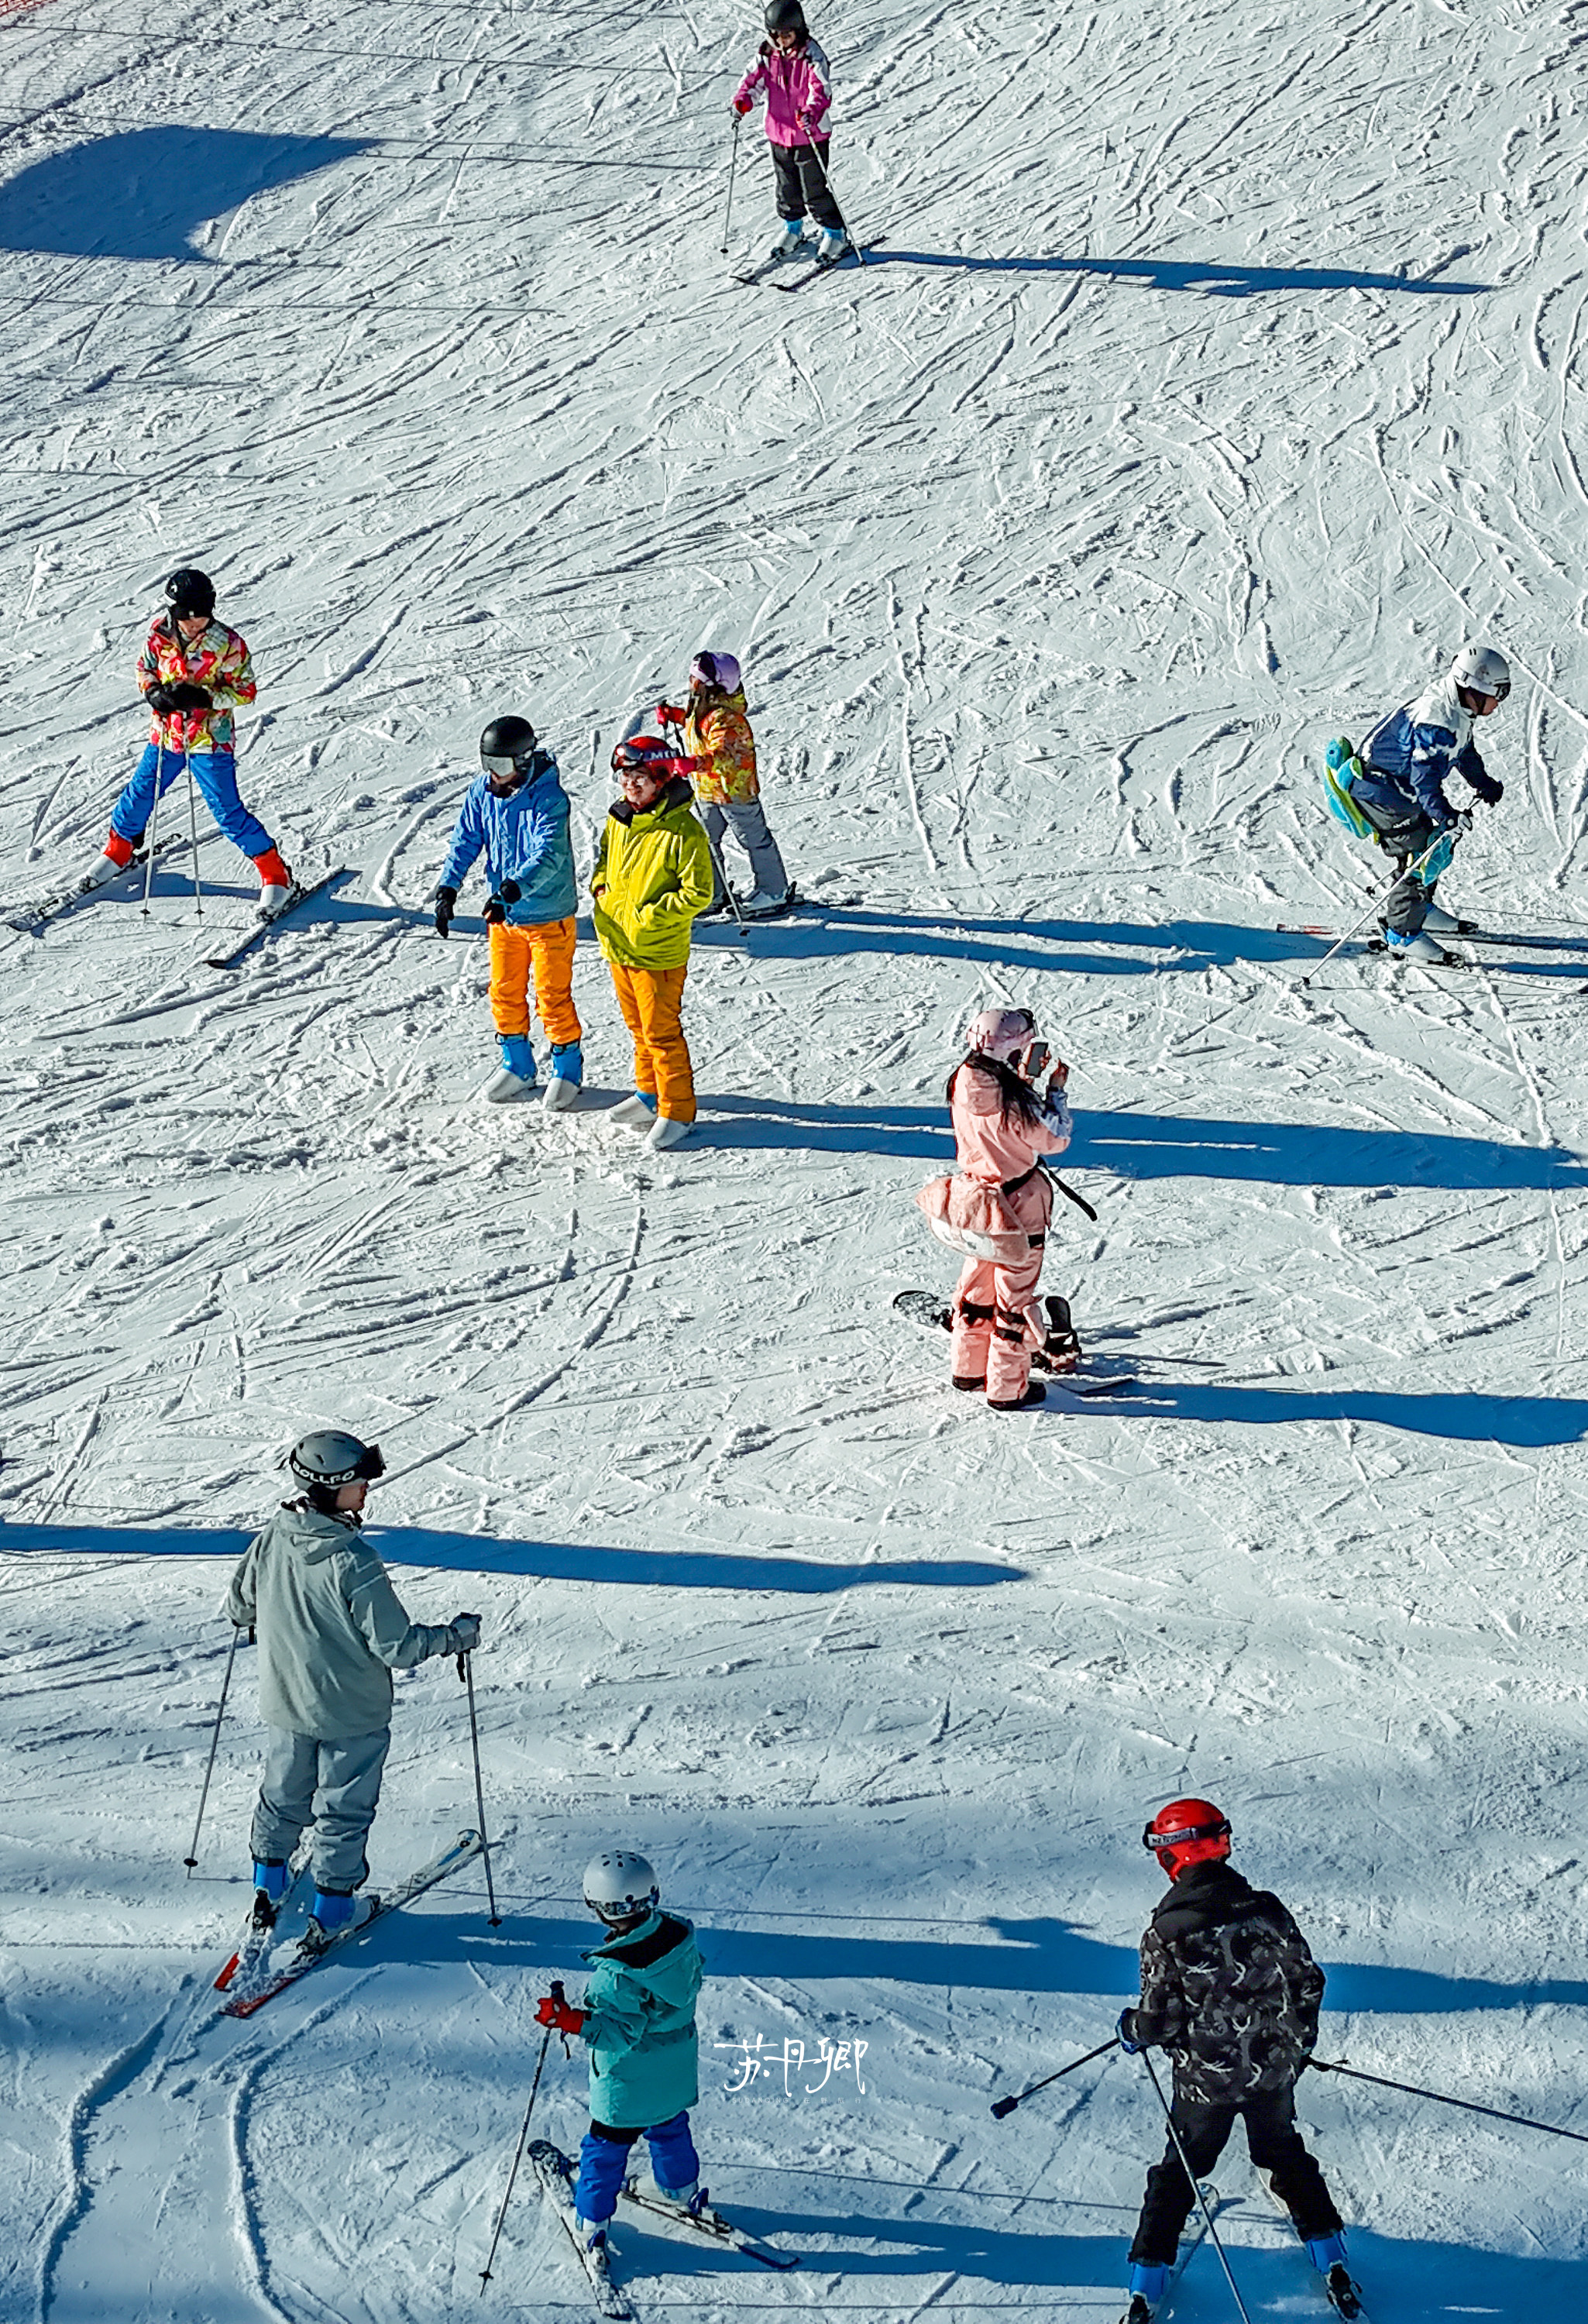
[536,1993,586,2034]
[733,95,752,117]
[656,703,687,727]
[797,110,817,132]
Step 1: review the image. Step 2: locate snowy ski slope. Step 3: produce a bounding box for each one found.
[2,0,1588,2315]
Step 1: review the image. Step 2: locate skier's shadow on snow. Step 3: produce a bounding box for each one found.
[445,1911,1588,2016]
[741,903,1586,983]
[703,1092,1588,1196]
[0,127,370,261]
[868,249,1490,299]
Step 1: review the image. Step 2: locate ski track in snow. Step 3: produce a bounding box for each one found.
[3,0,1588,2318]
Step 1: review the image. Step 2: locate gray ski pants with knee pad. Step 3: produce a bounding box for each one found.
[702,797,788,905]
[250,1725,391,1893]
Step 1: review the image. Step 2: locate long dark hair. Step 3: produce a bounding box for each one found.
[947,1051,1046,1133]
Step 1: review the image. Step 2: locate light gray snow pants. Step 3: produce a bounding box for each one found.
[251,1726,391,1893]
[702,798,788,905]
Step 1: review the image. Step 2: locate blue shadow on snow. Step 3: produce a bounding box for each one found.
[868,248,1489,300]
[703,1091,1588,1195]
[0,127,371,260]
[0,1520,1021,1594]
[349,1905,1588,2016]
[1052,1377,1588,1448]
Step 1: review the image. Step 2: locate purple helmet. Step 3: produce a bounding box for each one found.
[965,1006,1039,1064]
[690,648,741,694]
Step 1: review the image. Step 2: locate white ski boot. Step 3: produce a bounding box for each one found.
[814,225,850,264]
[484,1034,538,1102]
[1385,927,1456,964]
[770,219,806,257]
[607,1091,658,1128]
[648,1115,694,1153]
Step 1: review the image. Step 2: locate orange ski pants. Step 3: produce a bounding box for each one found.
[607,961,695,1123]
[488,916,581,1043]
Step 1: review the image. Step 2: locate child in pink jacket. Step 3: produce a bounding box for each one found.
[947,1009,1074,1411]
[733,1,847,263]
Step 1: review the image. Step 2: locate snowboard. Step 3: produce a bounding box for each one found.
[893,1290,1138,1397]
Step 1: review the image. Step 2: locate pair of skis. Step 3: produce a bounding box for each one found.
[214,1827,483,2018]
[1280,919,1588,978]
[731,235,882,291]
[528,2140,796,2319]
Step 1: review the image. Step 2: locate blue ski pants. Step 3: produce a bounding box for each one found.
[111,743,275,862]
[573,2109,699,2224]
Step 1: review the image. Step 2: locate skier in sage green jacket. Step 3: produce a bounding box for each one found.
[534,1848,706,2266]
[225,1428,481,1947]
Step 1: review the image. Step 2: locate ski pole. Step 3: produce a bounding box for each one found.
[478,1979,567,2293]
[720,112,742,253]
[184,754,203,919]
[141,737,166,916]
[183,1623,242,1872]
[457,1650,502,1927]
[1139,2051,1251,2324]
[1310,2058,1588,2148]
[1298,831,1449,987]
[698,813,750,937]
[991,2033,1119,2119]
[804,136,864,264]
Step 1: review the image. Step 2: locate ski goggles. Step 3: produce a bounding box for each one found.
[1458,681,1509,708]
[1143,1812,1231,1854]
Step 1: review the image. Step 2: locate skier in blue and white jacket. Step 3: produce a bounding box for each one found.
[1348,643,1511,961]
[432,716,584,1107]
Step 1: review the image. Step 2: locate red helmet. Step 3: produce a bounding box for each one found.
[1143,1798,1231,1880]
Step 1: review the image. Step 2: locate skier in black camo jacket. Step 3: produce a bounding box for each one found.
[1115,1799,1363,2323]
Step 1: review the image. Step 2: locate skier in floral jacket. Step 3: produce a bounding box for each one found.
[85,567,292,906]
[656,649,790,917]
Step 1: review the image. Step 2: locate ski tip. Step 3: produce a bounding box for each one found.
[213,1951,242,1991]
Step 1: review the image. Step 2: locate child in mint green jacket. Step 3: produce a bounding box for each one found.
[535,1849,705,2255]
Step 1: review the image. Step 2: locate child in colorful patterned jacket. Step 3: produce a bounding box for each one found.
[86,566,292,907]
[655,649,791,918]
[732,1,847,263]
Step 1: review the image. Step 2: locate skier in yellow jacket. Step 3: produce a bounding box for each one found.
[591,731,714,1153]
[656,649,792,917]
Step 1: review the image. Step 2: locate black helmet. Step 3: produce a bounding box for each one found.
[289,1428,385,1514]
[480,714,539,790]
[765,0,806,34]
[164,566,215,619]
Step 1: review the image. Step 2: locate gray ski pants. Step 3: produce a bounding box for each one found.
[251,1726,391,1893]
[702,798,788,906]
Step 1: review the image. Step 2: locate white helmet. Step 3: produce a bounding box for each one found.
[1449,642,1511,702]
[964,1006,1050,1079]
[583,1849,659,1926]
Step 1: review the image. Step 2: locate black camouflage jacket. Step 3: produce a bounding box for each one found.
[1121,1860,1325,2103]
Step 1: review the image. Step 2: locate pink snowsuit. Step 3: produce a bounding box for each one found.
[947,1062,1074,1404]
[734,38,833,145]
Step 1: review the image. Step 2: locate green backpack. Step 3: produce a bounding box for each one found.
[1322,736,1380,844]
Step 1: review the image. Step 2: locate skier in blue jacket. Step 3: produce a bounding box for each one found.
[432,716,583,1105]
[1346,643,1511,962]
[535,1849,706,2285]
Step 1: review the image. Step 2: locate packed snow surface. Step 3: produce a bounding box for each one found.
[2,0,1587,2316]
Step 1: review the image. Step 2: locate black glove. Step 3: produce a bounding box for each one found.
[1115,2007,1143,2055]
[432,885,457,937]
[1469,772,1504,805]
[451,1612,482,1652]
[145,682,180,714]
[166,680,212,710]
[483,895,507,925]
[498,878,521,905]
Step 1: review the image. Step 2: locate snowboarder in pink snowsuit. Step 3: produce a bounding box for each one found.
[945,1009,1075,1411]
[733,0,848,264]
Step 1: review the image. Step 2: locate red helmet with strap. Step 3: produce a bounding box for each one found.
[1142,1797,1231,1879]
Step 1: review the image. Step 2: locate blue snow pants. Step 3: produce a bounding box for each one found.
[111,744,274,861]
[573,2109,699,2223]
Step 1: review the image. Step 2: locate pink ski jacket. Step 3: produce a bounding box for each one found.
[950,1061,1073,1187]
[734,36,834,147]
